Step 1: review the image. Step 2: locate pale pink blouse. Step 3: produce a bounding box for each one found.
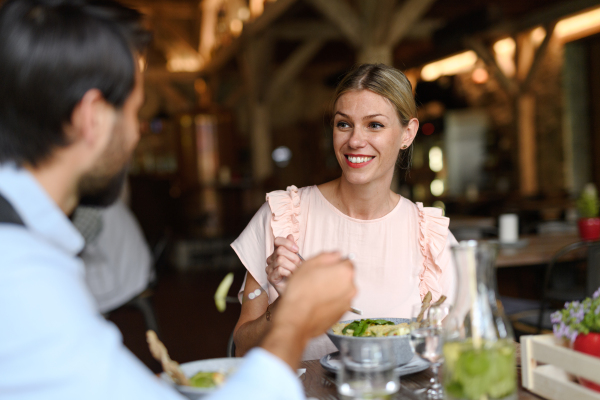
[231,185,457,360]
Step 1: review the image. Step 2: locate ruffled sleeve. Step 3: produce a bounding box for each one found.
[230,186,303,305]
[417,202,452,302]
[266,185,301,245]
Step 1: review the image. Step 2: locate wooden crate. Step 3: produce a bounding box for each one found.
[521,334,600,400]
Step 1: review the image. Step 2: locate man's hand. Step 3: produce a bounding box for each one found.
[260,252,356,369]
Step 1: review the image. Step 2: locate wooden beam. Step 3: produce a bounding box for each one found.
[145,69,199,82]
[156,82,190,111]
[484,0,599,40]
[522,23,556,93]
[305,0,362,48]
[272,20,343,41]
[465,37,519,97]
[121,1,196,20]
[386,0,437,47]
[266,38,325,103]
[369,0,397,46]
[518,94,538,196]
[245,0,299,36]
[153,19,199,57]
[200,0,298,75]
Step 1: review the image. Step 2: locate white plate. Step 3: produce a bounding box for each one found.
[320,352,430,377]
[160,358,244,400]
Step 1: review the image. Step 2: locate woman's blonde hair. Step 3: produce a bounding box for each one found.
[331,63,417,127]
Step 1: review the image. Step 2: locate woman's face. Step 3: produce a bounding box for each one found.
[333,89,418,187]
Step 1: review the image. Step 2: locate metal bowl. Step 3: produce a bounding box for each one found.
[326,318,414,366]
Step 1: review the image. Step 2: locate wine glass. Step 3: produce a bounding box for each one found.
[410,303,450,400]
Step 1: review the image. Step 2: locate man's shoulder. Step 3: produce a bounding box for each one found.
[0,224,76,272]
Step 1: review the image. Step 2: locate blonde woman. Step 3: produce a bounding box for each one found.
[231,64,458,360]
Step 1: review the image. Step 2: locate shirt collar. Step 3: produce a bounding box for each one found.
[0,163,84,256]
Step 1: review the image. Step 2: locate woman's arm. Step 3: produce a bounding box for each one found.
[233,272,278,357]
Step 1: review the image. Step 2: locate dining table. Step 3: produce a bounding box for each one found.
[300,342,545,400]
[495,233,582,268]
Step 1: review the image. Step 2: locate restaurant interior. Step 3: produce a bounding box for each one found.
[92,0,600,379]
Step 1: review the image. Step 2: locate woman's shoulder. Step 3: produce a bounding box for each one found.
[398,197,447,221]
[264,185,316,242]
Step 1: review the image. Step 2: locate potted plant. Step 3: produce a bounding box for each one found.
[552,288,600,392]
[577,184,600,241]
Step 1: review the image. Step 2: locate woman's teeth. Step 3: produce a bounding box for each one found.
[347,156,374,164]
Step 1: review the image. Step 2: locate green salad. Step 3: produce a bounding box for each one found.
[188,371,226,388]
[332,319,410,337]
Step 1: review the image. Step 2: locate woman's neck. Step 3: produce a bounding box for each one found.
[320,175,400,220]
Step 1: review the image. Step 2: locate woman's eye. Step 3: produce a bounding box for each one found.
[336,121,350,129]
[369,122,384,129]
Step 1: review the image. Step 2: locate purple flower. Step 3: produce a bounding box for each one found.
[593,287,600,299]
[551,311,562,324]
[571,306,585,323]
[595,305,600,315]
[568,328,579,343]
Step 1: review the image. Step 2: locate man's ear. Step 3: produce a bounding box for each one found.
[401,118,419,148]
[68,89,115,151]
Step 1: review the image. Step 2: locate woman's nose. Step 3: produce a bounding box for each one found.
[348,128,367,149]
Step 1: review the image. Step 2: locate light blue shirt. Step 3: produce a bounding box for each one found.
[0,164,304,400]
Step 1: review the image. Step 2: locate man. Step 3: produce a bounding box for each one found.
[0,1,356,399]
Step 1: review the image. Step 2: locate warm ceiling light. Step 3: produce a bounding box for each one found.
[555,6,600,42]
[421,51,478,81]
[471,67,489,84]
[493,37,515,77]
[138,56,147,72]
[237,7,250,21]
[250,0,264,18]
[531,27,546,46]
[167,54,203,72]
[230,19,243,36]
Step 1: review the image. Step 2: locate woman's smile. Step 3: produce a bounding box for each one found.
[345,154,375,168]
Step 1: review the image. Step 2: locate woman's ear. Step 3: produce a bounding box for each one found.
[401,118,419,148]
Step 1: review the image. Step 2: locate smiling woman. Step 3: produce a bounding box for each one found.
[231,64,458,361]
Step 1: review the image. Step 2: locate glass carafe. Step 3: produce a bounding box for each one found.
[443,241,517,400]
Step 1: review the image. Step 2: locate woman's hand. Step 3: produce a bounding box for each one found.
[266,234,302,295]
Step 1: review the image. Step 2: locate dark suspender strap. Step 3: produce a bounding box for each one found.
[0,193,25,226]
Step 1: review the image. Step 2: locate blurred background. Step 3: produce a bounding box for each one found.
[29,0,600,371]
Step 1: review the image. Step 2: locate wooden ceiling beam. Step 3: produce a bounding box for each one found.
[121,1,196,20]
[522,23,556,93]
[266,38,325,102]
[386,0,438,47]
[145,69,199,82]
[305,0,362,48]
[465,37,519,97]
[484,0,600,39]
[200,0,298,76]
[271,20,343,41]
[153,19,199,57]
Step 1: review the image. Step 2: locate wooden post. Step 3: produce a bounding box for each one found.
[241,35,274,182]
[357,45,393,65]
[517,94,538,196]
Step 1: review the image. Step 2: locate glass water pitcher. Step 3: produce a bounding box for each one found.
[443,240,517,400]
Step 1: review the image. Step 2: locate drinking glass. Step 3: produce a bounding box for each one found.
[337,338,399,399]
[410,303,450,400]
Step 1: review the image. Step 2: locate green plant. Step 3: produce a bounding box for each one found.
[552,288,600,343]
[577,183,600,219]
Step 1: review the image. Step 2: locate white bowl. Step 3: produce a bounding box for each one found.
[160,358,244,400]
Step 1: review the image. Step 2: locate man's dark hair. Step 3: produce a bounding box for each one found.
[0,0,151,166]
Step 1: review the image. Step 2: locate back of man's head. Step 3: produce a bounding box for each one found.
[0,0,150,167]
